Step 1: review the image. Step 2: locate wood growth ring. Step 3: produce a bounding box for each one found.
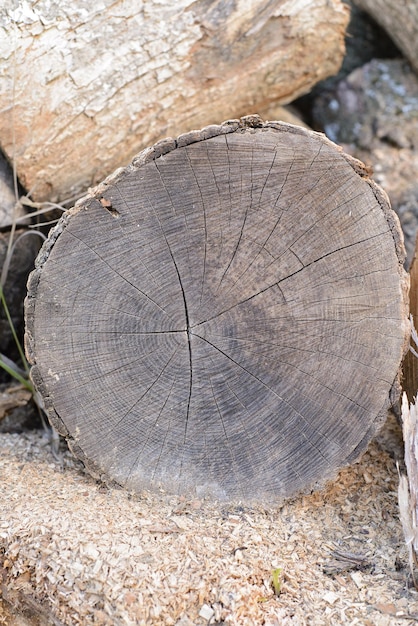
[25,119,409,500]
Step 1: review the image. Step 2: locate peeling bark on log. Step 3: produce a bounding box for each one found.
[403,241,418,402]
[0,1,349,203]
[25,118,409,501]
[353,0,418,74]
[399,393,418,586]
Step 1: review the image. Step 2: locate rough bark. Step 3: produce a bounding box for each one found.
[25,117,409,501]
[353,0,418,74]
[403,241,418,402]
[0,0,349,203]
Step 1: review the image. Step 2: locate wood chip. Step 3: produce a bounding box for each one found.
[1,422,418,625]
[0,385,32,420]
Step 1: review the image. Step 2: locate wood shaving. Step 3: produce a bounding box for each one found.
[1,415,418,625]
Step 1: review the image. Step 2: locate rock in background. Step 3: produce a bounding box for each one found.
[303,2,418,267]
[311,58,418,266]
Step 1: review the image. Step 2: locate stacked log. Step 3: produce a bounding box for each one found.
[0,1,349,203]
[353,0,418,74]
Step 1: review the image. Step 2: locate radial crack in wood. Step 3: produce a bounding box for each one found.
[24,119,410,501]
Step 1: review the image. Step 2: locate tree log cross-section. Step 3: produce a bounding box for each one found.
[24,118,409,501]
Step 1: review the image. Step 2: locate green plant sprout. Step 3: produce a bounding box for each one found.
[0,282,32,391]
[0,35,73,447]
[0,173,70,391]
[0,29,74,393]
[0,225,48,392]
[271,567,282,596]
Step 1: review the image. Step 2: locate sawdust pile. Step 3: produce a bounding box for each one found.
[1,417,418,625]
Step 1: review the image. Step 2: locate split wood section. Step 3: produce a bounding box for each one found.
[25,119,409,501]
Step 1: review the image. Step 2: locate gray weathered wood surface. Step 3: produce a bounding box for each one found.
[25,119,409,500]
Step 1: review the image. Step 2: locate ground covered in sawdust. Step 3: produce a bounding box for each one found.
[1,416,418,626]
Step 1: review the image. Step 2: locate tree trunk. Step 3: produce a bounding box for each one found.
[25,117,409,501]
[0,1,349,203]
[353,0,418,74]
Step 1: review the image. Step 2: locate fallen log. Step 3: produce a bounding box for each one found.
[25,118,409,500]
[0,1,349,203]
[353,0,418,74]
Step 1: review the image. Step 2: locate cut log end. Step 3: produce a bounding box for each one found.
[25,118,409,501]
